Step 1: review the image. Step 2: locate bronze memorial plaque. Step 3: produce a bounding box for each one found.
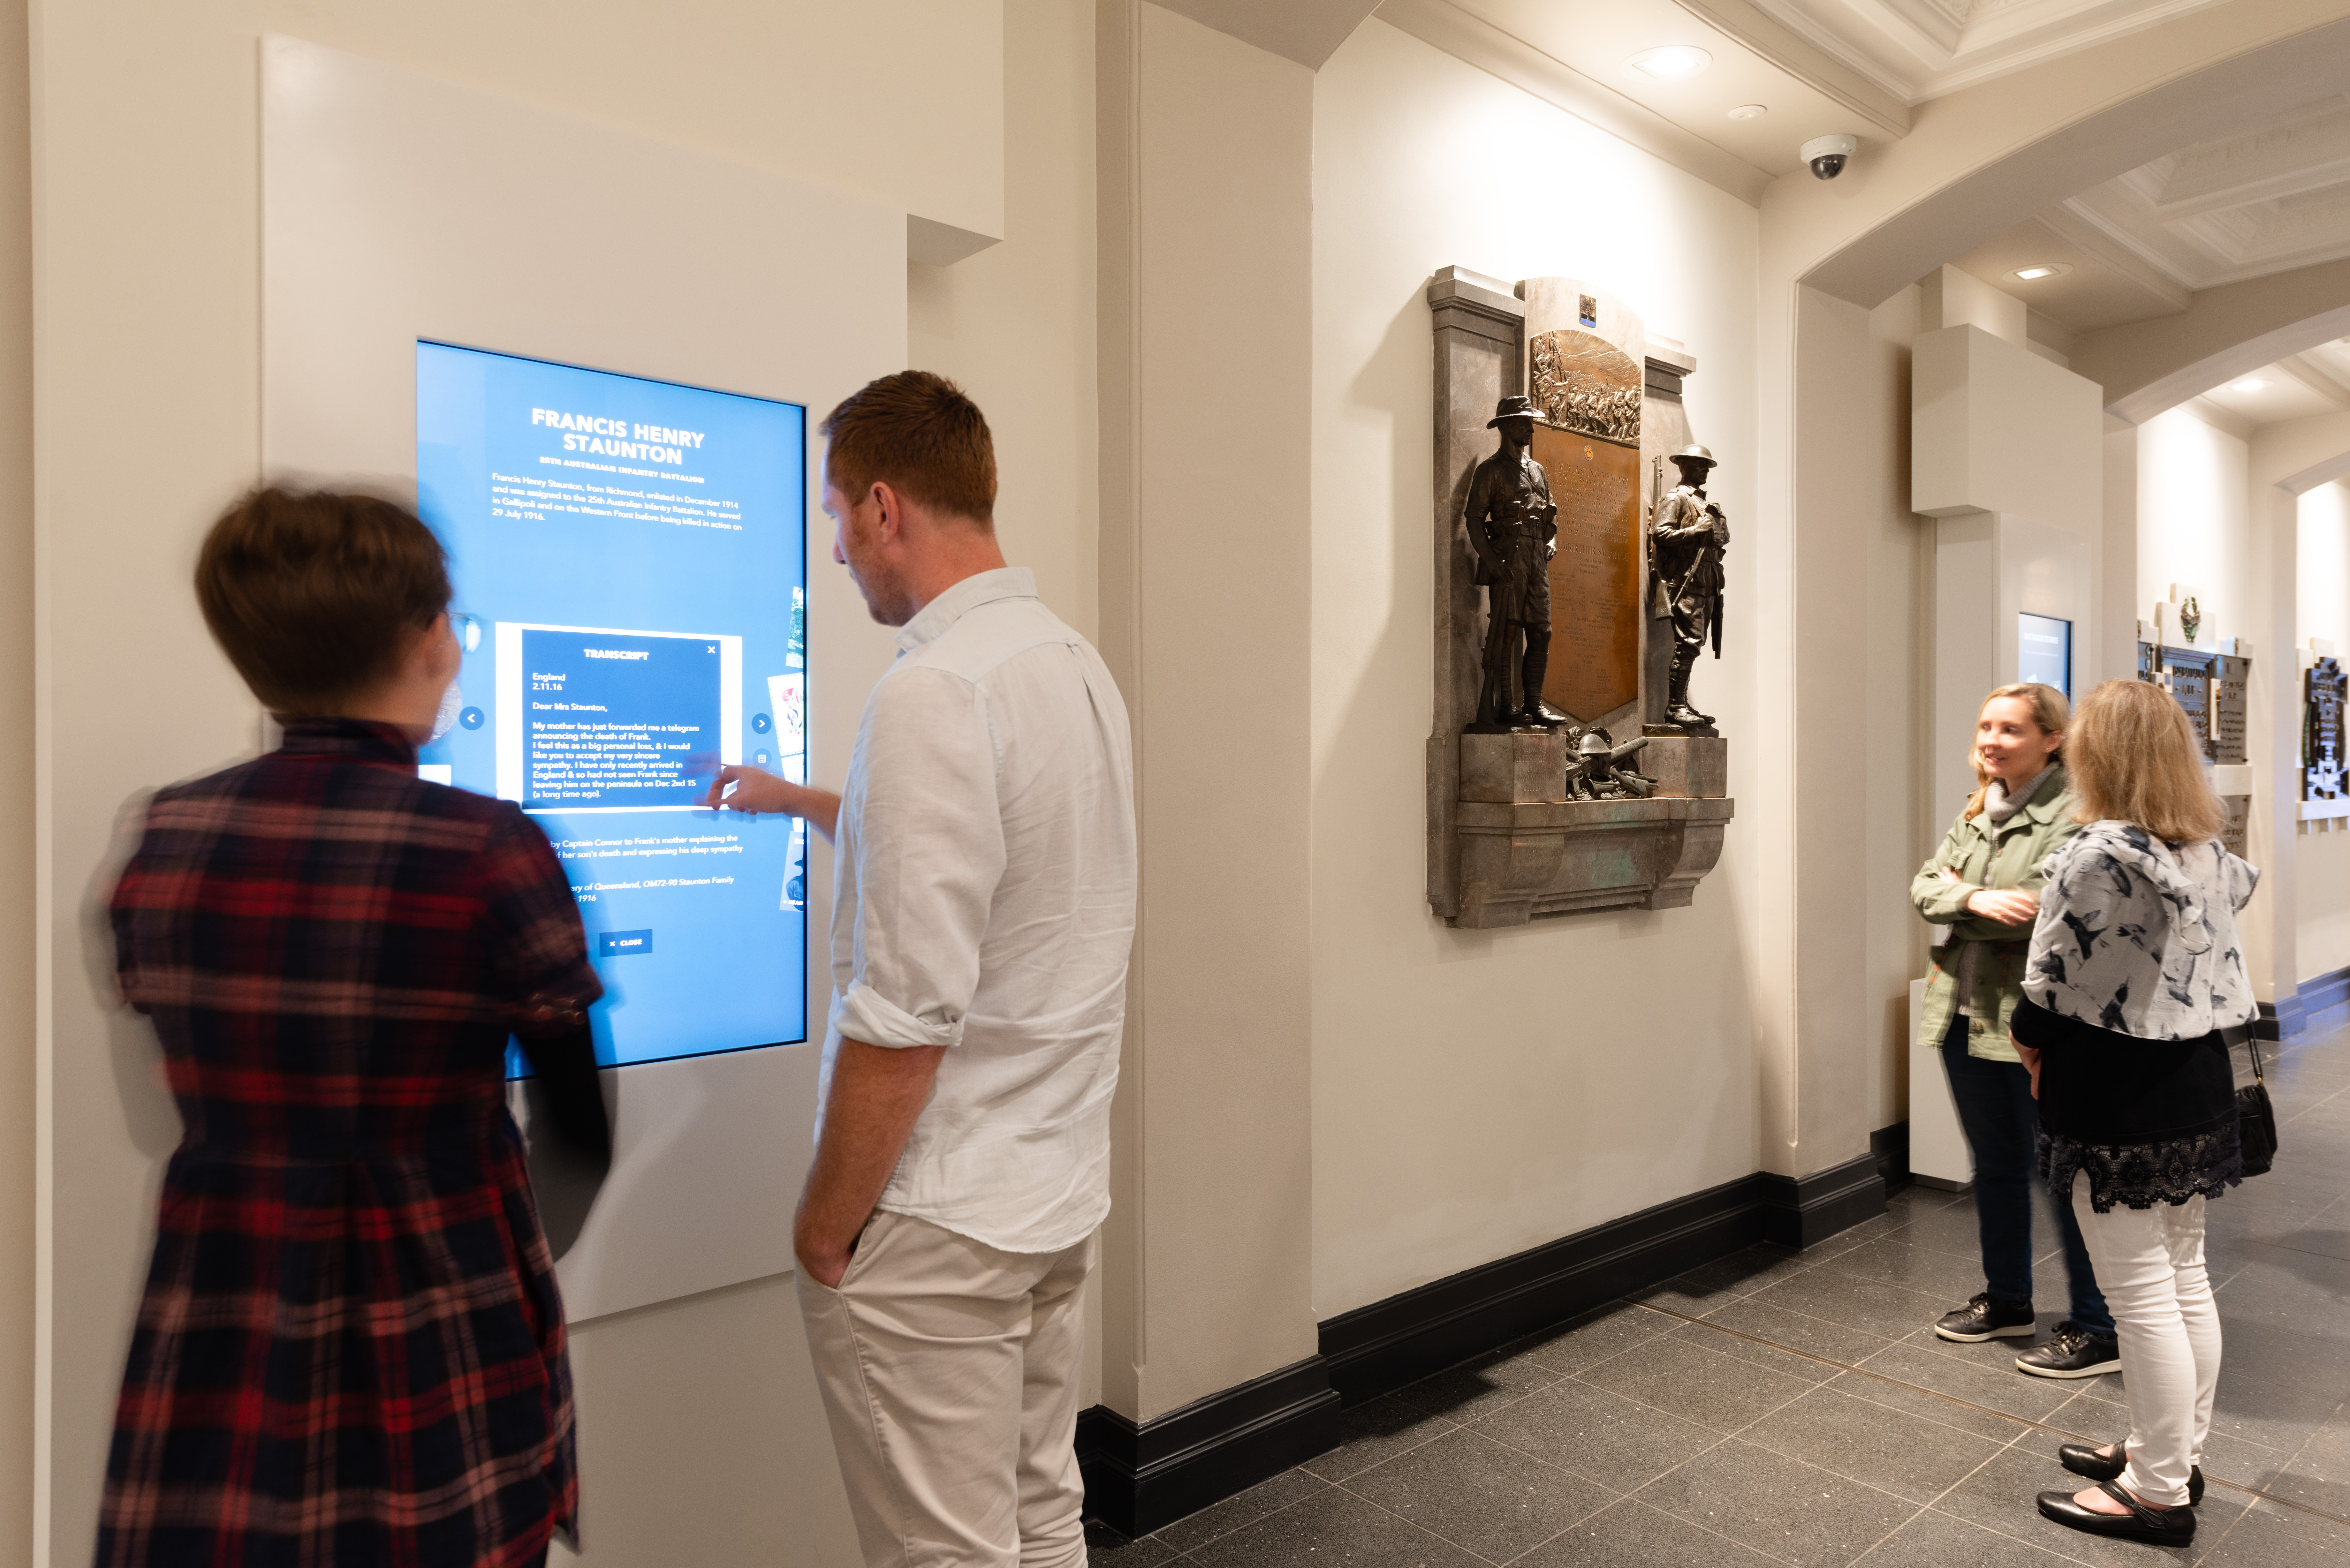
[1528,328,1642,721]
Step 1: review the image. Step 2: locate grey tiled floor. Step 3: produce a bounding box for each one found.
[1089,1014,2350,1568]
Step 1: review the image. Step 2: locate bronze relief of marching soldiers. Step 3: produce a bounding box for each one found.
[1650,444,1727,735]
[1463,395,1566,731]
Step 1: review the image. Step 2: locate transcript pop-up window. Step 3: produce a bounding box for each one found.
[495,623,743,811]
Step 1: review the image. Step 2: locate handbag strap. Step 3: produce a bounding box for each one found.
[2246,1032,2267,1085]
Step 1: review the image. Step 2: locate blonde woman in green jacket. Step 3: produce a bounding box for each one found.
[1910,682,2117,1379]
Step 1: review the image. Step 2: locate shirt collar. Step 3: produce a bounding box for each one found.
[894,566,1036,654]
[276,715,420,766]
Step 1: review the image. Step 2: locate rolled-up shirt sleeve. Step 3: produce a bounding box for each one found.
[830,666,1008,1050]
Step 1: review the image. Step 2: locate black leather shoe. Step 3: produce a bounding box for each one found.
[2037,1481,2195,1546]
[1935,1293,2036,1342]
[2058,1441,2204,1503]
[2016,1322,2122,1379]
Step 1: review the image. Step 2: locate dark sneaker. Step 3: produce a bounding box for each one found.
[1935,1293,2036,1342]
[2017,1322,2123,1379]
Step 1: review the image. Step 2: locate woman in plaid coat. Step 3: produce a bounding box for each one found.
[99,489,610,1568]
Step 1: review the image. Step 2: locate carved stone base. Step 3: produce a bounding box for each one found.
[1455,797,1734,927]
[1460,731,1572,800]
[1640,736,1727,799]
[1451,731,1733,927]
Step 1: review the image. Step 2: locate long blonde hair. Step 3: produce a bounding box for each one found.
[1964,682,2071,820]
[2066,679,2226,843]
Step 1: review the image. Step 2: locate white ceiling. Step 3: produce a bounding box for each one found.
[2062,94,2350,290]
[1946,92,2350,334]
[1152,0,1388,69]
[1388,0,1901,185]
[1389,0,2350,341]
[1737,0,2237,103]
[2174,338,2350,432]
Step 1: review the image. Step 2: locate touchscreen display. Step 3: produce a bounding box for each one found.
[416,342,808,1066]
[2018,611,2072,700]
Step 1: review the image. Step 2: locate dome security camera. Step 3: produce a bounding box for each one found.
[1801,134,1858,180]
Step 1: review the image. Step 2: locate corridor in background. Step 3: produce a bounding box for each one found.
[1088,1019,2350,1568]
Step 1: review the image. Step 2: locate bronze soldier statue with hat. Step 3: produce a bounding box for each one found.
[1463,395,1565,730]
[1650,443,1728,734]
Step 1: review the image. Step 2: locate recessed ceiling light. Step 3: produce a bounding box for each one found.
[2233,378,2266,393]
[1728,104,1767,121]
[1627,46,1712,80]
[2009,263,2072,282]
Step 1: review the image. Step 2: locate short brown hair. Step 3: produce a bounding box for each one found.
[195,487,451,714]
[820,370,996,524]
[2067,679,2227,843]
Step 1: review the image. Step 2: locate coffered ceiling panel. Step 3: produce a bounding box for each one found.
[1737,0,2238,102]
[2061,95,2350,291]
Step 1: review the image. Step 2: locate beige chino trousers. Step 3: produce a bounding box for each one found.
[798,1210,1098,1568]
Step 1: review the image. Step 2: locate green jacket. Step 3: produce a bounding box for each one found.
[1912,765,2081,1061]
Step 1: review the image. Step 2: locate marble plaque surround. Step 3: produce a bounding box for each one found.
[1425,268,1731,927]
[2221,794,2251,861]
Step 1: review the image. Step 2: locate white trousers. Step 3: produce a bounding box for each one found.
[798,1210,1098,1568]
[2067,1172,2221,1508]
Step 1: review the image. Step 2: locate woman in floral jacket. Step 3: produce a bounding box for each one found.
[2016,679,2255,1550]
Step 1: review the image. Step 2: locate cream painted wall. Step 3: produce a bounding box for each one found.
[22,3,1099,1562]
[1093,0,1319,1421]
[909,0,1098,645]
[1859,289,1930,1135]
[2104,428,2142,704]
[2138,409,2252,647]
[901,0,1104,1409]
[1790,284,1936,1185]
[2131,406,2304,1006]
[1,5,32,1566]
[1308,18,1762,1317]
[2301,482,2350,651]
[1919,265,2025,346]
[2298,482,2350,982]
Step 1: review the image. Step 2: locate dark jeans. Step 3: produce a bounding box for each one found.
[1940,1016,2113,1335]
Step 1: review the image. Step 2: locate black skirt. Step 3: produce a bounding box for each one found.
[2010,997,2243,1212]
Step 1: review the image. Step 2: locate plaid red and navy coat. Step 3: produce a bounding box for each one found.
[100,718,603,1568]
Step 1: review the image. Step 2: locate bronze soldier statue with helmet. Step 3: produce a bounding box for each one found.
[1462,395,1565,730]
[1650,443,1728,734]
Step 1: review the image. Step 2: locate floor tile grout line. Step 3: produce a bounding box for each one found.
[1412,1472,1631,1568]
[1634,1298,2350,1529]
[1820,1371,2054,1448]
[1325,1465,1572,1568]
[1577,1493,1816,1568]
[1432,1364,1902,1566]
[1908,1421,2122,1568]
[1442,1383,1743,1502]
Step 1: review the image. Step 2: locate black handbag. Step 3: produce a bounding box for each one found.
[2237,1035,2279,1178]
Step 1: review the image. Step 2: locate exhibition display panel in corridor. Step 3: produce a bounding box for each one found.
[416,341,808,1067]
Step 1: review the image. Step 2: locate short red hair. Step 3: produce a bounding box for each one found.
[820,371,996,525]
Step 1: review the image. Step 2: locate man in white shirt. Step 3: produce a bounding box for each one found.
[703,372,1136,1568]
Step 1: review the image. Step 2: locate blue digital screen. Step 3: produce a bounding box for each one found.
[416,342,808,1067]
[2019,612,2072,699]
